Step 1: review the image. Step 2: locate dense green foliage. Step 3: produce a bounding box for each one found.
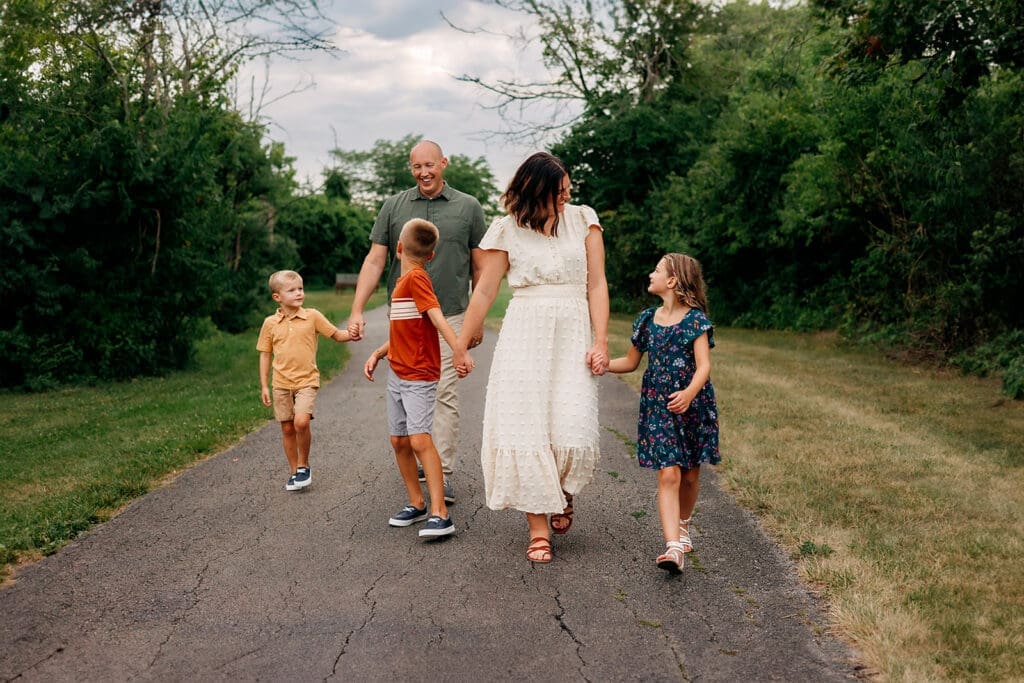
[513,0,1023,390]
[0,1,372,388]
[275,189,373,290]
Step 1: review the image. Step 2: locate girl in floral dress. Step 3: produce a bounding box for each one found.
[607,253,720,573]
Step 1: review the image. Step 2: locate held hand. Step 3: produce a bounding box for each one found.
[347,313,366,341]
[585,343,609,376]
[666,391,691,414]
[452,347,475,377]
[261,387,271,407]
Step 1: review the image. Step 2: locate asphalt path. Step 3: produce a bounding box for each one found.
[1,305,860,681]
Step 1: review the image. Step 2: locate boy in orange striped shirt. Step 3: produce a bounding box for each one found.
[364,219,469,538]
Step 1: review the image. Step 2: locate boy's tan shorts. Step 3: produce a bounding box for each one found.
[272,386,318,422]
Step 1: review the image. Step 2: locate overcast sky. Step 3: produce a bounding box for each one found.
[240,1,567,191]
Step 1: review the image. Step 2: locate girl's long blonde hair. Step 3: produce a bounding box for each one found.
[662,253,709,314]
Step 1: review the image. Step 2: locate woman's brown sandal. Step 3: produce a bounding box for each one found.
[550,493,574,535]
[527,536,553,563]
[657,541,685,574]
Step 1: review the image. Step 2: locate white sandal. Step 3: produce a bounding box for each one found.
[679,517,693,553]
[656,541,685,573]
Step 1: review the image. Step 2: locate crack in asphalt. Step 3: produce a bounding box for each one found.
[146,555,215,672]
[5,645,64,682]
[553,591,589,680]
[328,572,386,679]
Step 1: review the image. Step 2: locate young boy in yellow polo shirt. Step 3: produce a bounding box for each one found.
[257,270,359,491]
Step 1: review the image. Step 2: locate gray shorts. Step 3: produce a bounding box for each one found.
[386,369,437,437]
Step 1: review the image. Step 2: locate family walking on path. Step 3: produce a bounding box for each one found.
[261,141,723,573]
[0,140,860,680]
[264,139,707,574]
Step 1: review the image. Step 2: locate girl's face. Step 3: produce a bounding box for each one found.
[647,258,674,296]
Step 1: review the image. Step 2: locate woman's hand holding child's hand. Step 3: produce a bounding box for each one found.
[452,345,474,378]
[586,343,609,376]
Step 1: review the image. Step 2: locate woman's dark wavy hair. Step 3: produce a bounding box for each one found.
[502,152,568,236]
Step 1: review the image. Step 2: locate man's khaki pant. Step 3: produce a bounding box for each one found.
[434,313,463,475]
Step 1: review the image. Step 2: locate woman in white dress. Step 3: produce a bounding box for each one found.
[454,152,610,563]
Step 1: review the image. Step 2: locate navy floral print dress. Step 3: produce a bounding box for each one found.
[631,307,720,470]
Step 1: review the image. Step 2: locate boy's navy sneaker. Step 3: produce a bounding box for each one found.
[417,465,425,482]
[292,467,311,489]
[285,474,300,491]
[418,515,455,538]
[389,504,429,527]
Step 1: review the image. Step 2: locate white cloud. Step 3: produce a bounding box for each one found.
[239,0,566,190]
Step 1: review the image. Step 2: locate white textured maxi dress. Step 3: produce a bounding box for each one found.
[478,203,602,514]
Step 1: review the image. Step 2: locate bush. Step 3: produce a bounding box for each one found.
[1002,356,1024,400]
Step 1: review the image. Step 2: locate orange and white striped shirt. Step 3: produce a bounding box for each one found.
[387,268,441,381]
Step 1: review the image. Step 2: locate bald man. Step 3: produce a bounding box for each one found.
[348,140,488,506]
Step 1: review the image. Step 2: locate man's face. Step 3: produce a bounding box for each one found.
[409,144,447,198]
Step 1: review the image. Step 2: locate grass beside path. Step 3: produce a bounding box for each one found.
[0,289,379,581]
[710,329,1024,681]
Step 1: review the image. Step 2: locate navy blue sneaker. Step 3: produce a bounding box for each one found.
[443,477,455,504]
[418,515,455,538]
[292,467,311,489]
[417,465,426,482]
[284,474,299,491]
[389,504,428,527]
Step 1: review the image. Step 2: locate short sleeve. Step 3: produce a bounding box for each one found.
[479,215,513,252]
[410,270,441,313]
[369,195,396,245]
[579,204,601,231]
[631,308,656,353]
[256,317,275,352]
[310,309,339,338]
[687,309,715,349]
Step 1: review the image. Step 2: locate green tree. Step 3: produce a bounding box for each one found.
[803,0,1024,351]
[0,0,333,388]
[275,192,374,289]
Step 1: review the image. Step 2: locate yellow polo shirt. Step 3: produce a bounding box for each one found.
[256,307,338,389]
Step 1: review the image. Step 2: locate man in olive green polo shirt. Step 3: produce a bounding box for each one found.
[347,140,488,504]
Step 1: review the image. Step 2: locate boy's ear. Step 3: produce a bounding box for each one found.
[396,241,404,256]
[427,250,435,261]
[271,292,282,302]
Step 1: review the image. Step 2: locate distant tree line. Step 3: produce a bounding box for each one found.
[470,0,1023,396]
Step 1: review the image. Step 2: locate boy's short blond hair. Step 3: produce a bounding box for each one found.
[268,270,302,293]
[399,219,439,260]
